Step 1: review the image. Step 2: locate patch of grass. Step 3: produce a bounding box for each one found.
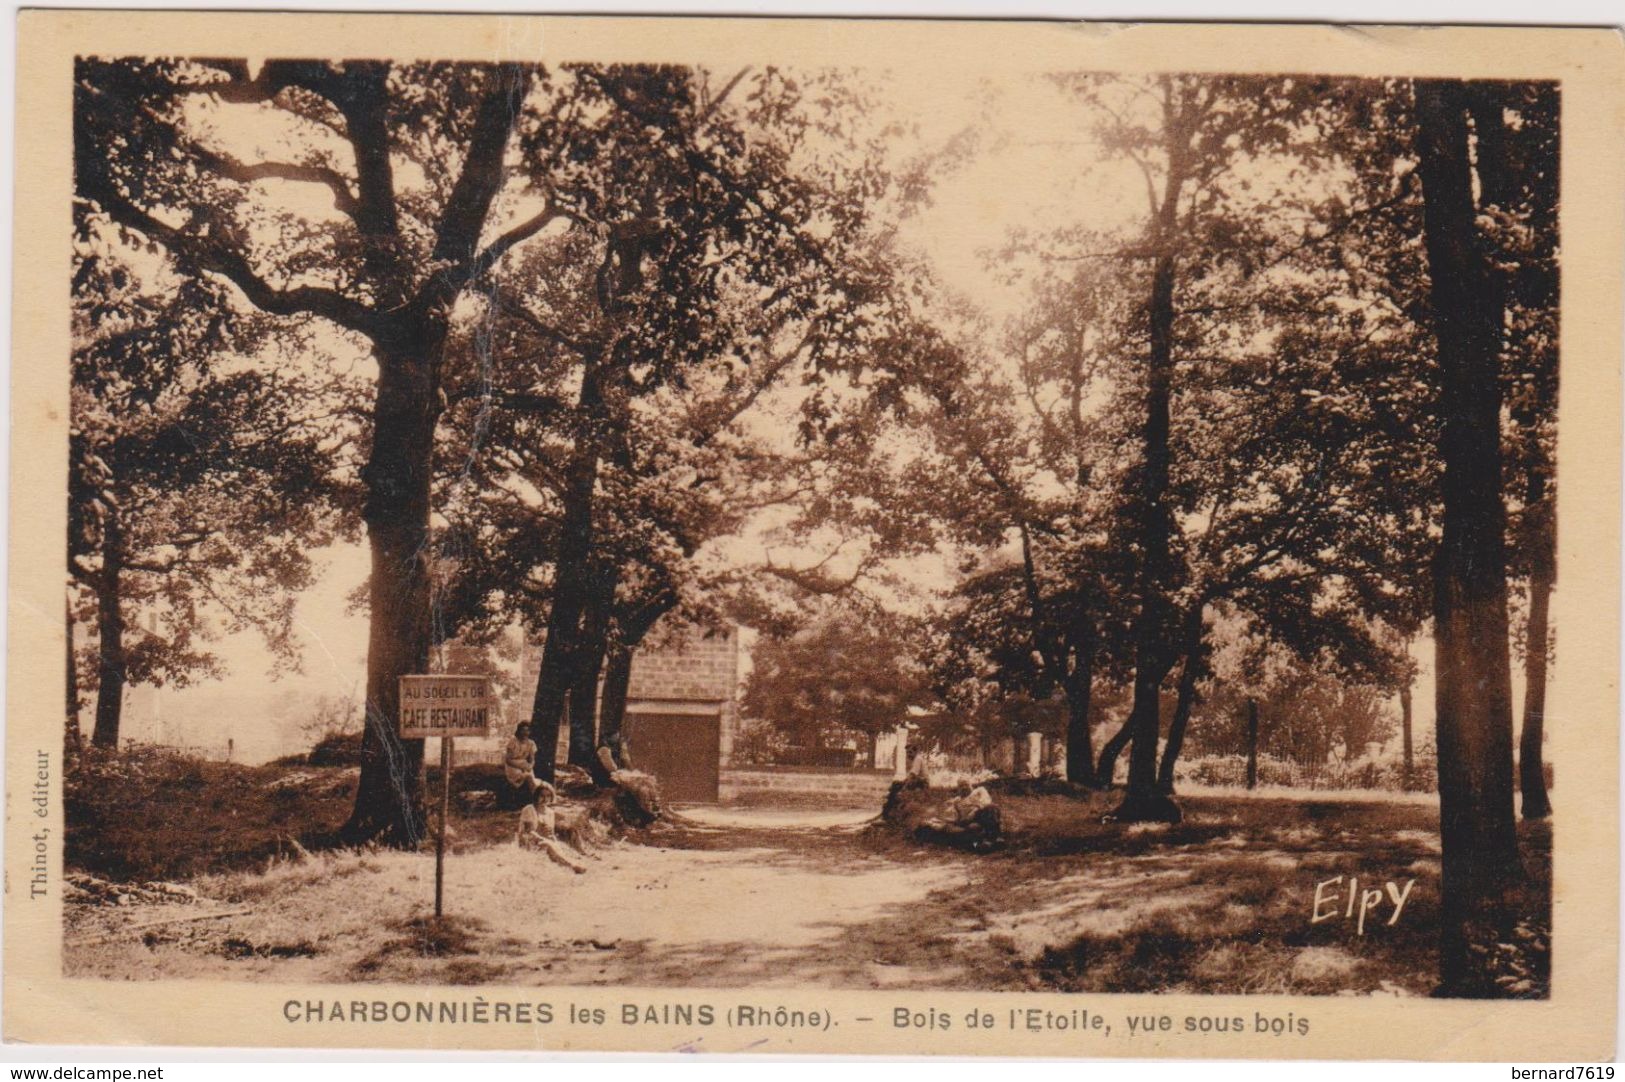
[63,746,558,883]
[723,789,884,811]
[65,746,357,882]
[218,936,320,960]
[877,784,1548,998]
[346,914,494,983]
[389,914,487,957]
[440,959,512,985]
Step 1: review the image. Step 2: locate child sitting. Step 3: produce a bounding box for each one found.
[516,782,588,874]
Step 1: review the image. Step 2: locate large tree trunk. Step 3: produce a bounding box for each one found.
[90,519,125,750]
[1063,642,1095,786]
[1156,609,1207,795]
[1415,78,1524,997]
[1245,698,1259,790]
[596,589,679,774]
[343,346,442,846]
[598,641,634,769]
[66,591,82,754]
[1096,714,1133,787]
[529,352,616,783]
[1113,149,1186,824]
[1400,683,1415,791]
[1469,81,1557,825]
[528,622,576,784]
[568,575,615,773]
[1519,472,1554,819]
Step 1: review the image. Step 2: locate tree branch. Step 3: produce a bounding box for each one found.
[492,293,595,357]
[76,176,380,337]
[208,153,359,218]
[689,329,813,447]
[700,67,751,123]
[431,64,533,269]
[468,205,573,280]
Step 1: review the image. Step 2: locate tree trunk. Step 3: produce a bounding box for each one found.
[342,343,441,846]
[1113,151,1186,824]
[531,230,648,779]
[1415,78,1524,996]
[91,519,125,750]
[1156,610,1206,795]
[528,558,589,784]
[528,363,609,783]
[1245,698,1259,790]
[565,607,604,776]
[598,640,635,770]
[1400,683,1414,791]
[568,576,615,773]
[1470,81,1556,825]
[528,626,574,784]
[1063,647,1095,786]
[1096,715,1133,787]
[1519,472,1554,819]
[66,590,82,754]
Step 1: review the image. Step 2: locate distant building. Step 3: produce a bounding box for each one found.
[621,623,740,802]
[515,621,741,803]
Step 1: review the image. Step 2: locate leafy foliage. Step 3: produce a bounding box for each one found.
[742,611,933,750]
[70,219,342,712]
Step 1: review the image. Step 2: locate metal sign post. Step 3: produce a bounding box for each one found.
[399,674,494,919]
[436,734,452,918]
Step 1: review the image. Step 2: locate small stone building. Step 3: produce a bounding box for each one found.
[520,622,740,803]
[619,624,740,803]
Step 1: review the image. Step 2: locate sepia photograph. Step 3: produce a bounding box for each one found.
[7,12,1623,1059]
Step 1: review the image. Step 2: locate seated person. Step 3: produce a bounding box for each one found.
[881,749,932,821]
[916,779,1002,848]
[502,722,539,808]
[516,783,588,874]
[597,744,628,783]
[596,743,662,826]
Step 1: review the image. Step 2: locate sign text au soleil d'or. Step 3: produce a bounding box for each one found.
[398,675,493,739]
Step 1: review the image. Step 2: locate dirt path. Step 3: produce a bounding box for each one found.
[64,790,1547,997]
[65,806,1016,990]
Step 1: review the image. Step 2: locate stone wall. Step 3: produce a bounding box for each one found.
[718,768,895,802]
[626,626,738,702]
[626,625,740,763]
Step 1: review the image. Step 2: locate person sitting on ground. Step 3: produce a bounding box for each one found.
[881,748,932,821]
[502,722,539,809]
[596,744,662,826]
[516,782,588,873]
[916,778,1002,849]
[597,744,628,784]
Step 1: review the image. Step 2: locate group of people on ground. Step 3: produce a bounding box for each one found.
[887,750,1004,851]
[502,721,602,874]
[916,777,1002,850]
[506,721,1005,859]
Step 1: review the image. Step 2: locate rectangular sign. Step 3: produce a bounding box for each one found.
[398,674,494,738]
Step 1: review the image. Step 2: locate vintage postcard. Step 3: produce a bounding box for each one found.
[7,11,1623,1059]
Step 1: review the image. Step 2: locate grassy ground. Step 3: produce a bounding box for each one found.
[65,746,358,882]
[62,750,1550,997]
[877,783,1550,997]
